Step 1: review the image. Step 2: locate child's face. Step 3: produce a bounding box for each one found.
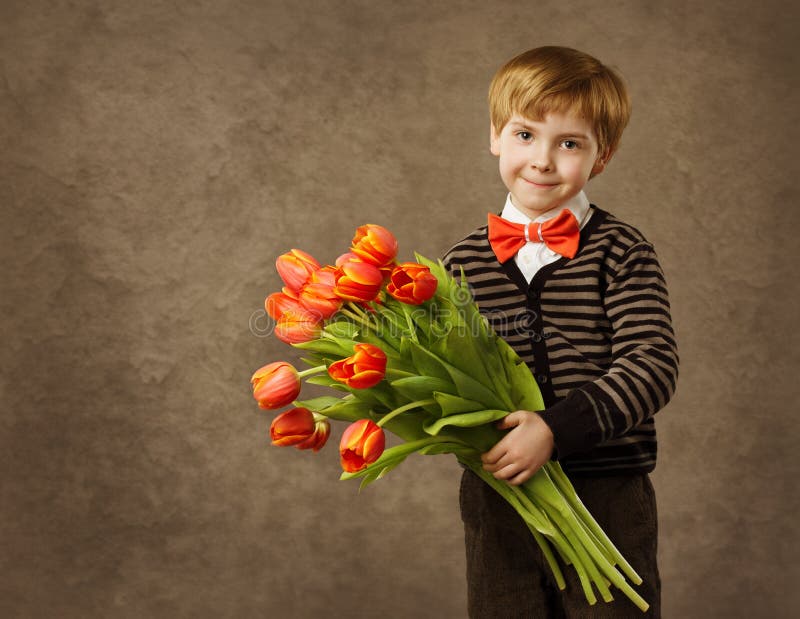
[490,111,607,219]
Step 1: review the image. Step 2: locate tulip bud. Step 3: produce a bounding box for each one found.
[295,415,331,452]
[339,419,385,472]
[274,307,322,344]
[299,282,342,320]
[333,259,383,303]
[335,251,359,267]
[298,265,342,320]
[351,224,398,268]
[251,361,301,409]
[265,291,301,320]
[386,262,438,305]
[276,249,321,293]
[270,408,330,452]
[328,343,387,389]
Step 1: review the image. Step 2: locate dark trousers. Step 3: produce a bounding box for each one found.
[460,469,661,618]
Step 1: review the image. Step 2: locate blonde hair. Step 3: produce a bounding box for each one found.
[488,46,631,156]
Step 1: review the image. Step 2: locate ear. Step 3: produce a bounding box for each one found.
[489,123,501,157]
[590,148,614,177]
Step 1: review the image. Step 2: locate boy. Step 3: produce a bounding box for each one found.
[443,46,678,618]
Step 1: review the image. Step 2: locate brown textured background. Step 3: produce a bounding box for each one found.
[2,1,798,617]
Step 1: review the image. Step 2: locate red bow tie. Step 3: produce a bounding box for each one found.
[487,210,580,263]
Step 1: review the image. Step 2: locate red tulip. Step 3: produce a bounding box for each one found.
[295,416,331,452]
[251,361,301,409]
[328,343,387,389]
[270,407,330,452]
[386,262,438,305]
[274,307,322,343]
[351,224,398,268]
[339,419,385,472]
[276,249,321,293]
[333,259,383,303]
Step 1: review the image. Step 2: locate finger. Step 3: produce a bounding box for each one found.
[481,449,508,471]
[481,439,509,464]
[491,462,520,481]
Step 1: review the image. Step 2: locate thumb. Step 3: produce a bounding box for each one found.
[496,410,524,430]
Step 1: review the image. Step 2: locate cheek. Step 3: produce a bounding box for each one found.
[562,158,595,184]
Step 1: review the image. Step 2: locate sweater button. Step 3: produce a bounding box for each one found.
[532,332,542,343]
[537,375,548,384]
[527,289,538,300]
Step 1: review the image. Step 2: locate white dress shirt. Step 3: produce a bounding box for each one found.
[500,191,593,282]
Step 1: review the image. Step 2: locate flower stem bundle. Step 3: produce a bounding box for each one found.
[250,224,649,612]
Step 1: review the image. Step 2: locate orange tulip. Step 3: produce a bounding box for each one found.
[351,224,398,268]
[265,291,300,320]
[274,307,322,343]
[339,418,385,472]
[386,262,438,305]
[333,258,383,303]
[270,407,330,451]
[309,265,337,287]
[335,251,359,267]
[276,249,321,293]
[251,361,301,409]
[328,343,387,389]
[299,282,342,320]
[297,265,341,320]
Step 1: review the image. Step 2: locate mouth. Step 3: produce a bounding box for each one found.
[522,178,558,189]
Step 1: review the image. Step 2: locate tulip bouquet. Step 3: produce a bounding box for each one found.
[250,224,650,612]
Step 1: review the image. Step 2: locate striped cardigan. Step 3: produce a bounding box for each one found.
[443,206,678,476]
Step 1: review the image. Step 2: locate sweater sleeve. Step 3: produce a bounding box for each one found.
[537,242,679,459]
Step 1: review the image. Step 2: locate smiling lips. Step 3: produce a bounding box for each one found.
[523,178,558,188]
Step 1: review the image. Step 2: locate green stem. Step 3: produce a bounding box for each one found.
[507,482,598,605]
[377,398,436,427]
[401,304,419,343]
[297,365,327,378]
[524,472,649,611]
[545,463,641,584]
[467,461,596,605]
[346,302,379,329]
[340,307,375,331]
[527,524,567,591]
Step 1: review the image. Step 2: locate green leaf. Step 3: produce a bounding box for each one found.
[305,374,345,389]
[442,362,508,411]
[293,396,344,412]
[423,410,509,435]
[325,320,360,340]
[433,391,487,415]
[311,397,375,422]
[405,339,455,383]
[499,338,545,411]
[390,376,456,402]
[340,436,471,486]
[293,338,351,357]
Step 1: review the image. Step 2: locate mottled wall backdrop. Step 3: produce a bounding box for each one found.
[2,1,797,617]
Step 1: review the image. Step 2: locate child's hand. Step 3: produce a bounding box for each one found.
[481,411,555,486]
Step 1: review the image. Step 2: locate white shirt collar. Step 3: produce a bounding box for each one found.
[500,191,592,229]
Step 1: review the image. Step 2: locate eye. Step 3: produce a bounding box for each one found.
[561,139,580,150]
[516,131,533,142]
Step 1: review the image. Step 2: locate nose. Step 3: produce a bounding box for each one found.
[529,144,553,172]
